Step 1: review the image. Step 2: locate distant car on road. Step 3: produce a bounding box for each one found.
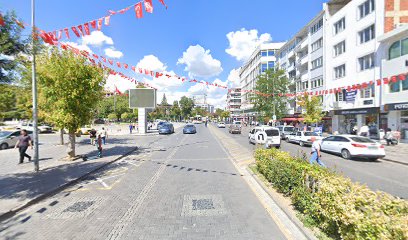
[0,130,33,150]
[286,131,323,147]
[276,125,296,140]
[158,123,174,135]
[38,125,53,133]
[228,123,241,134]
[320,135,385,161]
[156,121,166,130]
[248,126,281,148]
[217,122,226,128]
[183,124,197,134]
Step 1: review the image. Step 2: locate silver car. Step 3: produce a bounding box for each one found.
[0,130,33,150]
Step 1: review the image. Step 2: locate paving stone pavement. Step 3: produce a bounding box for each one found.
[0,125,289,240]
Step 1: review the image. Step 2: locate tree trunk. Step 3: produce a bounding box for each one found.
[59,129,64,145]
[67,131,76,158]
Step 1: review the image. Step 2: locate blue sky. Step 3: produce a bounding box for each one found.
[2,0,326,107]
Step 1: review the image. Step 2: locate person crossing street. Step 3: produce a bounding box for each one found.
[309,136,325,167]
[14,130,32,164]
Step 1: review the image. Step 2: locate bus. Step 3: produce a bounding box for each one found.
[192,115,203,124]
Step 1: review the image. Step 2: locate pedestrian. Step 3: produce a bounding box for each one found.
[129,123,133,134]
[100,127,107,145]
[384,128,393,146]
[309,136,325,167]
[89,129,97,145]
[359,125,369,137]
[14,130,32,164]
[96,133,103,158]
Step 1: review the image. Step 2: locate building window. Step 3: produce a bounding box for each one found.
[336,90,346,102]
[261,63,267,72]
[311,38,323,52]
[359,0,375,19]
[334,64,346,79]
[268,61,275,69]
[389,74,408,93]
[334,17,346,35]
[268,50,275,56]
[360,85,374,98]
[359,25,375,44]
[389,38,408,59]
[310,18,323,34]
[311,57,323,69]
[261,50,268,57]
[358,53,375,71]
[311,77,323,89]
[333,40,346,57]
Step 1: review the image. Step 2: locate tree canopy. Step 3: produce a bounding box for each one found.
[179,96,194,118]
[297,95,324,124]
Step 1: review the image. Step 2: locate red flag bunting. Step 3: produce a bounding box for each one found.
[97,18,103,31]
[108,59,113,65]
[14,19,25,29]
[0,13,5,26]
[124,63,128,69]
[399,74,406,81]
[144,0,154,13]
[101,56,106,62]
[135,2,143,19]
[376,79,381,86]
[116,62,121,68]
[391,76,397,83]
[131,66,136,71]
[84,23,90,35]
[71,26,80,37]
[77,25,84,36]
[104,16,111,26]
[383,78,389,84]
[158,0,168,9]
[64,28,70,39]
[90,20,97,29]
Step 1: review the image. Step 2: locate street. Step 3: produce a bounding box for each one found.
[0,125,288,240]
[219,125,408,199]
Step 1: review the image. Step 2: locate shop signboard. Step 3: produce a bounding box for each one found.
[345,90,357,103]
[385,102,408,111]
[334,107,380,115]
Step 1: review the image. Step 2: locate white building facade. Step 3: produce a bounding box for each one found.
[239,42,286,120]
[226,88,242,119]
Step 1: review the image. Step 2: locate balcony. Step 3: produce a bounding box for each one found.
[287,63,295,72]
[297,54,308,66]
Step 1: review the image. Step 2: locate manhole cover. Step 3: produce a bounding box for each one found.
[63,201,95,213]
[192,199,214,210]
[182,195,226,216]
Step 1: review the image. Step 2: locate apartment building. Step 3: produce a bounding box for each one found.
[226,88,242,119]
[239,42,286,120]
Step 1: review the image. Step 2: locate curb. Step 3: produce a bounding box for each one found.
[381,158,408,166]
[0,146,139,223]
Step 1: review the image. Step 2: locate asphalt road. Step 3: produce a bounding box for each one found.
[0,125,287,240]
[218,124,408,199]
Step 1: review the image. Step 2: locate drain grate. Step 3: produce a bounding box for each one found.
[63,201,95,213]
[192,199,214,210]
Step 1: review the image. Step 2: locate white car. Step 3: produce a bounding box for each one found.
[249,126,281,148]
[0,130,33,150]
[38,125,53,133]
[320,135,385,161]
[287,131,323,147]
[217,122,226,128]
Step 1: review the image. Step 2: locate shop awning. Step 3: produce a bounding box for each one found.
[282,117,304,121]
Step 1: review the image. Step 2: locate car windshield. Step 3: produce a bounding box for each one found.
[234,121,241,125]
[265,129,279,136]
[350,137,375,143]
[304,132,318,136]
[219,122,225,124]
[185,125,194,128]
[284,127,295,132]
[0,131,12,138]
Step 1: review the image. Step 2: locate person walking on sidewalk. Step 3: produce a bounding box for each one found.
[309,136,325,167]
[129,123,133,134]
[99,127,107,145]
[14,130,32,164]
[89,129,97,145]
[96,133,103,158]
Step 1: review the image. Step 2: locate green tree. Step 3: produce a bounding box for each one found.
[215,108,223,118]
[297,95,325,125]
[107,113,117,122]
[252,68,290,121]
[37,49,105,158]
[170,100,181,121]
[220,110,230,120]
[179,96,194,119]
[96,93,132,119]
[0,11,27,83]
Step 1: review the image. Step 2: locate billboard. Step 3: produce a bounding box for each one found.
[129,89,157,109]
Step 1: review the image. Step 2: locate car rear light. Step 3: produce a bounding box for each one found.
[351,143,367,148]
[380,145,385,149]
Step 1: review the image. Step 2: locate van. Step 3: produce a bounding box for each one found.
[277,125,296,140]
[248,126,281,148]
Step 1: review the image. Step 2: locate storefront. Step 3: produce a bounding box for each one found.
[384,102,408,140]
[332,107,380,135]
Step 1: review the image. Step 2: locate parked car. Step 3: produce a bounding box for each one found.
[17,123,38,132]
[217,122,226,128]
[248,126,281,148]
[38,125,53,133]
[158,123,174,134]
[286,131,323,147]
[320,135,385,161]
[157,121,166,130]
[276,125,296,140]
[0,130,33,150]
[183,124,197,134]
[228,123,241,134]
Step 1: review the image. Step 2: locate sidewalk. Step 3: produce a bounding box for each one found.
[382,142,408,165]
[0,135,151,220]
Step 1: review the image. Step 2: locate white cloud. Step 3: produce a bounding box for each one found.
[105,74,135,93]
[187,78,228,109]
[82,31,113,47]
[104,47,124,59]
[177,45,223,78]
[227,68,241,88]
[225,28,271,62]
[64,41,93,54]
[136,55,167,72]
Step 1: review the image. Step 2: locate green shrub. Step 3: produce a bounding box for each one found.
[255,148,408,240]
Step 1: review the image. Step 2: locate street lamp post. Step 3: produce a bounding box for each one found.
[31,0,39,172]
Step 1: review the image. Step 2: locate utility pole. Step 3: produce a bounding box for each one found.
[31,0,39,172]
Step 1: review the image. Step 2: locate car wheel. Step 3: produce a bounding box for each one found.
[341,149,351,159]
[0,143,9,150]
[299,141,304,147]
[368,158,378,161]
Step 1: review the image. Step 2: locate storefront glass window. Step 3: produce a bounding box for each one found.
[389,40,401,59]
[390,80,400,93]
[402,78,408,91]
[402,38,408,56]
[401,111,408,117]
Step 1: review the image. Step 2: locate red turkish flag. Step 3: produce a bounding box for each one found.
[124,63,128,69]
[90,20,97,29]
[135,2,143,19]
[97,18,103,31]
[0,13,5,26]
[383,78,390,84]
[101,56,106,62]
[64,28,70,39]
[131,66,136,71]
[77,25,84,36]
[399,74,406,81]
[158,0,168,9]
[84,23,90,35]
[116,62,121,68]
[92,54,99,59]
[71,26,80,37]
[57,30,63,40]
[108,59,113,65]
[391,76,397,83]
[376,79,381,86]
[144,0,154,13]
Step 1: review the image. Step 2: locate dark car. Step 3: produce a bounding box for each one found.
[183,124,197,134]
[158,123,174,134]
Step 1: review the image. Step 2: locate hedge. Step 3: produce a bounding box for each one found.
[255,148,408,240]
